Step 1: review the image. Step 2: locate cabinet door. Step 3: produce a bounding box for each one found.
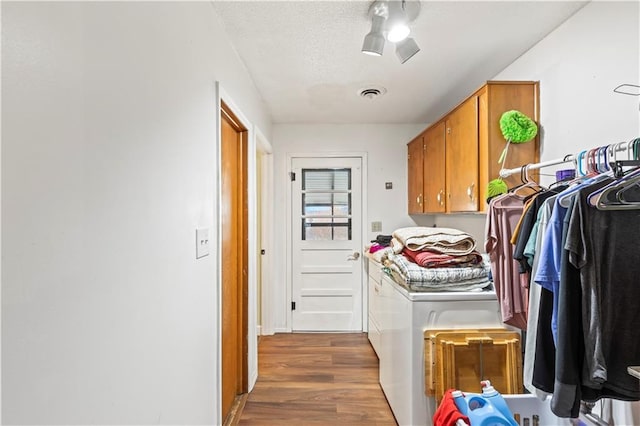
[423,122,446,213]
[407,135,424,214]
[445,96,479,212]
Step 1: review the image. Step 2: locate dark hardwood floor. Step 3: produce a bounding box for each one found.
[238,333,397,425]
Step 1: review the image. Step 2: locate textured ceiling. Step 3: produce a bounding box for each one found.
[212,1,588,124]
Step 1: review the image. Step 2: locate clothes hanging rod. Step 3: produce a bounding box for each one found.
[498,142,632,179]
[499,156,574,178]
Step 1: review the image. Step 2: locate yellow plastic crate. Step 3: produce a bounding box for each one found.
[424,328,523,402]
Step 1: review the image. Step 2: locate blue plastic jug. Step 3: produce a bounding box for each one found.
[452,381,518,426]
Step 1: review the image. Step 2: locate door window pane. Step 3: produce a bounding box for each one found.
[302,169,351,191]
[301,168,352,241]
[302,193,351,216]
[303,218,351,241]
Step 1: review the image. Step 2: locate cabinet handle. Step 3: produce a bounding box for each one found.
[416,194,422,205]
[467,183,475,200]
[437,189,444,206]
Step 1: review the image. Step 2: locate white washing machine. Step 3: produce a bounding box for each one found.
[376,273,503,426]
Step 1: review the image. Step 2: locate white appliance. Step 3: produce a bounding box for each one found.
[366,258,503,425]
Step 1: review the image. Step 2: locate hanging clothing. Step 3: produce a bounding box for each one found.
[485,193,528,330]
[514,186,568,275]
[552,181,640,417]
[523,196,555,397]
[486,148,640,425]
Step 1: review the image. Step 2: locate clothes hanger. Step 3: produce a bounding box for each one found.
[586,143,634,207]
[557,150,596,208]
[509,164,544,197]
[503,166,529,195]
[608,141,629,169]
[596,167,640,210]
[615,177,640,203]
[588,141,640,209]
[597,146,609,173]
[554,147,609,208]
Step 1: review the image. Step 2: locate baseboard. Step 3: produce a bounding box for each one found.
[250,367,258,391]
[223,393,248,426]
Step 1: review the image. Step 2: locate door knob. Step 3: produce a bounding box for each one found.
[347,251,360,261]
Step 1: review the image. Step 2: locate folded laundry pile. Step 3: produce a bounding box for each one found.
[392,227,477,255]
[382,227,491,292]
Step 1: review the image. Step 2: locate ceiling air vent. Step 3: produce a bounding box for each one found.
[358,86,386,100]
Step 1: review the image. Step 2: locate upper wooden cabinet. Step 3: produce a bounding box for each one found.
[407,134,424,214]
[446,96,479,212]
[423,122,446,213]
[407,81,540,214]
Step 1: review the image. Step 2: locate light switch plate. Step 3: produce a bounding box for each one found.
[196,228,210,259]
[371,221,382,232]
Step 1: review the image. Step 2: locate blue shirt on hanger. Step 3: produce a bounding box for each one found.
[533,176,605,344]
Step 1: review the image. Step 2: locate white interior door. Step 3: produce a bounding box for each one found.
[291,157,363,331]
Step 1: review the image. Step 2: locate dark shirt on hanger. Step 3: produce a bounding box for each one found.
[513,186,569,276]
[552,179,640,418]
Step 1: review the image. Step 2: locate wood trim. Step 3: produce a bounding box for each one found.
[220,101,250,422]
[223,394,249,426]
[533,81,540,164]
[478,88,489,208]
[240,129,249,393]
[407,134,425,214]
[221,100,247,132]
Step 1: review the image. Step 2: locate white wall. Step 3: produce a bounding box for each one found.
[419,0,640,247]
[496,1,640,161]
[271,124,424,331]
[2,2,270,424]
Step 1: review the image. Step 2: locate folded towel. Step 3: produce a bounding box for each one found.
[402,248,483,268]
[385,252,489,285]
[386,267,491,292]
[392,227,477,255]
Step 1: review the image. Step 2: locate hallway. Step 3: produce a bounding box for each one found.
[239,333,397,425]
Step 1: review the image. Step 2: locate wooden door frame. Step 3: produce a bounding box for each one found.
[216,83,256,424]
[284,152,369,333]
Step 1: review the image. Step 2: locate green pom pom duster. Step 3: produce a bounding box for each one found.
[499,110,538,143]
[486,110,538,203]
[497,110,539,165]
[487,178,508,201]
